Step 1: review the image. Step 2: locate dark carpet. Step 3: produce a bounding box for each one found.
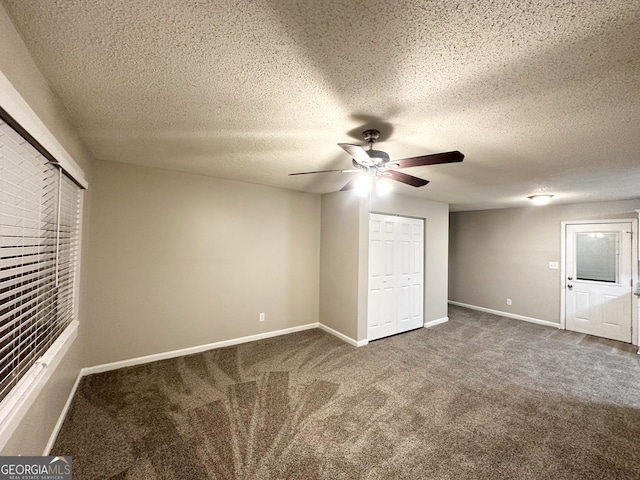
[53,306,640,479]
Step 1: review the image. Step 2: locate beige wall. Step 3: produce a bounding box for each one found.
[449,199,640,324]
[319,192,450,343]
[318,192,362,340]
[0,5,92,175]
[0,4,93,454]
[84,160,320,366]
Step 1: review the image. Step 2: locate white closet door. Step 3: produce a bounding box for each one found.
[397,216,424,333]
[368,214,424,341]
[368,215,398,340]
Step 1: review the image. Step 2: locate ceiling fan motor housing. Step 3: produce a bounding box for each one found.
[362,129,380,144]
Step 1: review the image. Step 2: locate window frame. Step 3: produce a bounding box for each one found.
[0,105,85,451]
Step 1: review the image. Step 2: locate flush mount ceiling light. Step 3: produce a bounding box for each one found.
[528,194,554,205]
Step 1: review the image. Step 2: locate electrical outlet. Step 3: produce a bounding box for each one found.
[259,313,265,322]
[506,299,512,306]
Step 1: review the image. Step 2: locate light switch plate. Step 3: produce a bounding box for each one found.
[549,261,559,270]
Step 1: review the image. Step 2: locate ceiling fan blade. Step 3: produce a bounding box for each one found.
[289,169,359,176]
[396,150,464,169]
[386,170,430,187]
[338,143,371,165]
[340,177,359,191]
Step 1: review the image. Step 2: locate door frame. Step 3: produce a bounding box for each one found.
[560,219,638,346]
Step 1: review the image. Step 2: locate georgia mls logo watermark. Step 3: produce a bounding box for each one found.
[0,456,72,480]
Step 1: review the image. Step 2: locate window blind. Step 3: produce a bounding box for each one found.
[0,118,81,404]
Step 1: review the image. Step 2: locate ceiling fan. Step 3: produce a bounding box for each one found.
[289,129,464,196]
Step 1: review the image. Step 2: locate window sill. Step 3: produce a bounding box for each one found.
[0,321,78,452]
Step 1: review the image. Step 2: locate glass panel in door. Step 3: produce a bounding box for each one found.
[575,232,618,283]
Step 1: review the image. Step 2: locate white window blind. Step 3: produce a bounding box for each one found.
[0,118,81,404]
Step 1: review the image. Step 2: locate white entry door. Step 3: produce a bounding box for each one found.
[368,214,424,341]
[565,223,632,342]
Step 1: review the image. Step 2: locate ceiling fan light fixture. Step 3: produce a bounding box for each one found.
[528,194,554,205]
[353,174,373,197]
[375,177,393,196]
[292,130,464,194]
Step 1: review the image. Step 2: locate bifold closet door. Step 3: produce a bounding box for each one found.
[368,213,424,341]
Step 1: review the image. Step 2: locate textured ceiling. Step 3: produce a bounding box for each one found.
[2,0,640,211]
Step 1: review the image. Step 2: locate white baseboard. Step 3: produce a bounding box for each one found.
[318,323,368,347]
[448,301,560,328]
[424,317,448,328]
[82,323,320,376]
[43,370,82,455]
